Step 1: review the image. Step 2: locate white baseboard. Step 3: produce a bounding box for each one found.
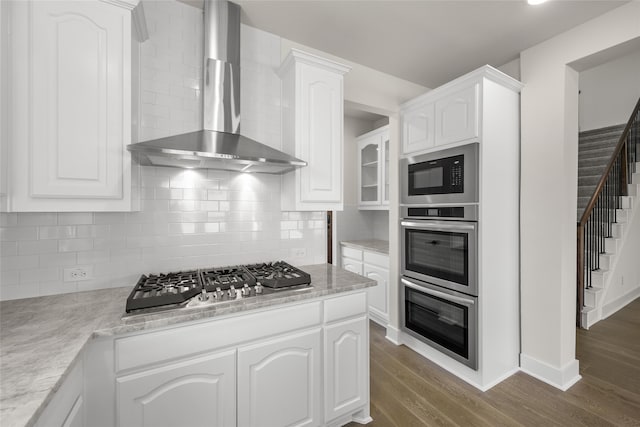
[385,325,401,345]
[520,354,581,391]
[601,286,640,320]
[369,310,388,328]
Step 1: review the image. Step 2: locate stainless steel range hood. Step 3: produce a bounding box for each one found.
[127,0,306,174]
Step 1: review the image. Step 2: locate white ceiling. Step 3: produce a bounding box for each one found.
[179,0,627,88]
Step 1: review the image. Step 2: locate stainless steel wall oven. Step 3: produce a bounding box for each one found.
[401,277,477,369]
[401,206,478,296]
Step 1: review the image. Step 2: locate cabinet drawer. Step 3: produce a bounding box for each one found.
[115,301,322,372]
[342,246,363,260]
[342,257,363,276]
[363,251,389,268]
[324,292,367,323]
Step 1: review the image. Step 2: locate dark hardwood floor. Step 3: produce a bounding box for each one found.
[349,298,640,426]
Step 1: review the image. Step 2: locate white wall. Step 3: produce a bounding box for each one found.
[0,0,7,212]
[579,49,640,131]
[498,58,521,81]
[0,1,325,300]
[519,1,640,390]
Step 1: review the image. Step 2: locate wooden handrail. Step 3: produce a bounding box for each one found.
[578,96,640,226]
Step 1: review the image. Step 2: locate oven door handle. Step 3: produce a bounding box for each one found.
[400,221,476,231]
[401,278,476,307]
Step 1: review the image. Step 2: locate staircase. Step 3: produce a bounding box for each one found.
[580,168,639,328]
[578,98,640,328]
[577,124,626,219]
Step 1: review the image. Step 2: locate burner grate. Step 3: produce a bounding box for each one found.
[244,261,311,289]
[199,266,256,291]
[125,271,201,313]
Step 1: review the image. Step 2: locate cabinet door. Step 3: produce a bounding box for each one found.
[117,350,236,427]
[363,264,389,324]
[8,0,133,211]
[357,135,381,206]
[34,359,84,427]
[299,64,343,205]
[381,132,390,206]
[342,257,363,276]
[402,103,435,154]
[238,329,322,427]
[435,84,479,146]
[324,316,368,422]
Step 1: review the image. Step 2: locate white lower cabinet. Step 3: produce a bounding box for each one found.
[362,264,388,326]
[324,316,368,422]
[116,350,236,427]
[341,245,389,326]
[238,329,322,427]
[34,359,84,427]
[65,292,370,427]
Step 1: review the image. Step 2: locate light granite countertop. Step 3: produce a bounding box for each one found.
[0,264,375,427]
[341,239,389,255]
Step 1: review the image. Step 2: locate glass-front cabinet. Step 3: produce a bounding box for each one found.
[357,125,389,209]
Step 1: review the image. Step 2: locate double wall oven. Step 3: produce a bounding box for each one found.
[400,143,479,369]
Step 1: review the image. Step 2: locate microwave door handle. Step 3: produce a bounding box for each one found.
[401,278,475,307]
[400,221,476,232]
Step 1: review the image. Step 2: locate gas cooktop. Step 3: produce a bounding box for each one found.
[125,261,311,315]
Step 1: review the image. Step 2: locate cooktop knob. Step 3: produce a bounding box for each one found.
[255,283,263,294]
[241,284,251,296]
[198,287,209,302]
[214,287,223,299]
[228,285,237,298]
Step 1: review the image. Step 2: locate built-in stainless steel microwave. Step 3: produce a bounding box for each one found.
[401,143,479,205]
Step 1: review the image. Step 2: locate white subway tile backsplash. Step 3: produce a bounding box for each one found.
[0,283,39,301]
[1,242,18,257]
[18,240,59,255]
[17,213,57,226]
[1,227,38,241]
[0,213,18,227]
[2,255,40,270]
[19,268,60,284]
[0,270,19,286]
[0,3,325,301]
[75,225,110,239]
[77,250,110,265]
[38,226,77,240]
[39,253,76,268]
[58,239,93,253]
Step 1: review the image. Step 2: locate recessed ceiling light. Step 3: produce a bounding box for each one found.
[528,0,549,4]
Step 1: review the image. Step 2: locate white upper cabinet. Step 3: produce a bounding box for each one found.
[357,125,389,210]
[279,49,350,211]
[2,0,147,212]
[434,84,479,146]
[401,102,435,154]
[401,66,521,156]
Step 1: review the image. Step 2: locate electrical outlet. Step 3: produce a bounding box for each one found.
[63,266,93,282]
[291,248,306,258]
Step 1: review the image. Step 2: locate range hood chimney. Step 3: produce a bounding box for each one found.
[127,0,307,174]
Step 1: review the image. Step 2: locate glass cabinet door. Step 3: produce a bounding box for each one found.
[382,137,389,205]
[360,142,380,204]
